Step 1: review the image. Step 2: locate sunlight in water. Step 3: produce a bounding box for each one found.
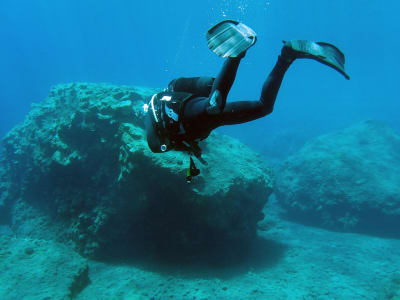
[208,0,271,20]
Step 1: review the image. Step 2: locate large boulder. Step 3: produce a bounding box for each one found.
[0,82,273,259]
[275,120,400,237]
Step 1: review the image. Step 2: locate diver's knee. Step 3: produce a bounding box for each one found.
[206,90,224,115]
[262,105,274,116]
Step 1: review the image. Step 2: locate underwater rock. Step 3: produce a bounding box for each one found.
[0,82,273,259]
[0,159,14,225]
[0,235,89,299]
[275,120,400,237]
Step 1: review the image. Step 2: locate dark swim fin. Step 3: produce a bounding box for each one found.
[283,40,350,80]
[207,20,257,58]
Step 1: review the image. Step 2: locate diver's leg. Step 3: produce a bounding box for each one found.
[212,54,292,126]
[183,57,242,120]
[183,54,291,133]
[183,40,348,132]
[206,57,242,114]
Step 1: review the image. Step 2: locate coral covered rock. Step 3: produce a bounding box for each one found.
[0,83,273,259]
[275,120,400,237]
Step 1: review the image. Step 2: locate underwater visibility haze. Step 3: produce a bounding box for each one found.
[0,0,399,299]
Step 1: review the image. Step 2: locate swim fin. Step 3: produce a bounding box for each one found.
[207,20,257,58]
[282,40,350,80]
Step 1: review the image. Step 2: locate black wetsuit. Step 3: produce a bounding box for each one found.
[182,55,291,140]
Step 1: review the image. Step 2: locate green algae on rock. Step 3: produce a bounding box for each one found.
[0,82,273,258]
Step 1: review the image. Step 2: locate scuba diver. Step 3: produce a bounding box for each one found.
[144,20,349,182]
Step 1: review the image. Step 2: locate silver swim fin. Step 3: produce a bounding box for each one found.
[206,20,257,58]
[283,40,350,80]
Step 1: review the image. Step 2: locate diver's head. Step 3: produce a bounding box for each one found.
[144,109,171,153]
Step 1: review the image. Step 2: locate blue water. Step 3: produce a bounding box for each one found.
[1,0,399,151]
[1,2,400,298]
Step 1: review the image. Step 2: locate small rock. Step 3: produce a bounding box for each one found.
[25,247,34,255]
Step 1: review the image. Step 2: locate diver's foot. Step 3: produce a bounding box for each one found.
[281,40,324,62]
